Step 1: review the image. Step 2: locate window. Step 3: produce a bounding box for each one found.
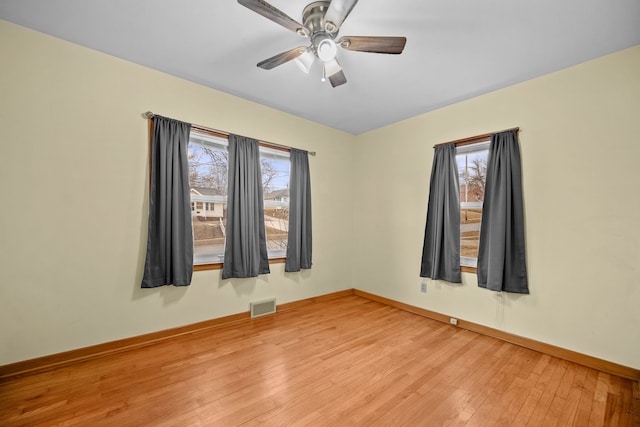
[188,130,290,266]
[456,140,490,269]
[260,146,291,258]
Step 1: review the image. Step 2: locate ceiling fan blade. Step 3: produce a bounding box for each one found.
[238,0,308,36]
[257,47,308,70]
[338,36,407,54]
[329,69,347,87]
[323,0,359,33]
[324,59,347,87]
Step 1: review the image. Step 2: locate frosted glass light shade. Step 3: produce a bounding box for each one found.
[317,39,337,62]
[294,49,314,74]
[324,58,341,77]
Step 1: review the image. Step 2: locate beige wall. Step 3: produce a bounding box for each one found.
[2,19,638,370]
[353,45,640,369]
[0,21,355,365]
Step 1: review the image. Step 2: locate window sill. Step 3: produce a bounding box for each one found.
[194,257,286,272]
[461,266,477,274]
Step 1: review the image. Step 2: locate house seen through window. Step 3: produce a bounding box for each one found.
[456,140,490,269]
[188,130,290,265]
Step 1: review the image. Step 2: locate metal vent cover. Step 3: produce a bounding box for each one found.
[250,298,276,318]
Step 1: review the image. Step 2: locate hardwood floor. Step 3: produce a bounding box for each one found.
[1,295,638,426]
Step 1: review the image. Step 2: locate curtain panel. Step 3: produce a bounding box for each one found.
[420,144,462,283]
[477,130,529,293]
[285,148,312,272]
[141,116,193,287]
[222,134,270,279]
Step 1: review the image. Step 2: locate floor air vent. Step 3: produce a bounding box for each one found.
[250,298,276,318]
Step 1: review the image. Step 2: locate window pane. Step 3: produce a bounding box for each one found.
[457,152,487,204]
[261,148,290,257]
[188,138,228,196]
[461,208,482,266]
[189,134,228,264]
[192,203,227,264]
[457,143,489,268]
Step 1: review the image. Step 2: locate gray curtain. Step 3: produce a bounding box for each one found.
[477,130,528,293]
[222,134,270,279]
[141,115,193,287]
[420,144,461,283]
[285,148,312,272]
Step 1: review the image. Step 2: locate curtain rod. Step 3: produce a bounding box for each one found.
[433,127,520,148]
[144,111,316,156]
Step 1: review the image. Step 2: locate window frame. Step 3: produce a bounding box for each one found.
[454,136,491,274]
[188,128,290,271]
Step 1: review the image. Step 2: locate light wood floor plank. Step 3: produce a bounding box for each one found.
[1,295,637,426]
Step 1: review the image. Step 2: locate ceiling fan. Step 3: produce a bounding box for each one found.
[237,0,407,87]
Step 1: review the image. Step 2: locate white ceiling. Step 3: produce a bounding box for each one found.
[2,0,640,134]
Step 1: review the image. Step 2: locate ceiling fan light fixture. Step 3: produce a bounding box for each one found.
[317,38,337,62]
[294,48,315,74]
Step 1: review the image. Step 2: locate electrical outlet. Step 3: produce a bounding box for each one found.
[420,282,427,293]
[449,317,458,326]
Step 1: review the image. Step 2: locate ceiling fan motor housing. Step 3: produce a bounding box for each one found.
[303,1,339,61]
[303,1,332,35]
